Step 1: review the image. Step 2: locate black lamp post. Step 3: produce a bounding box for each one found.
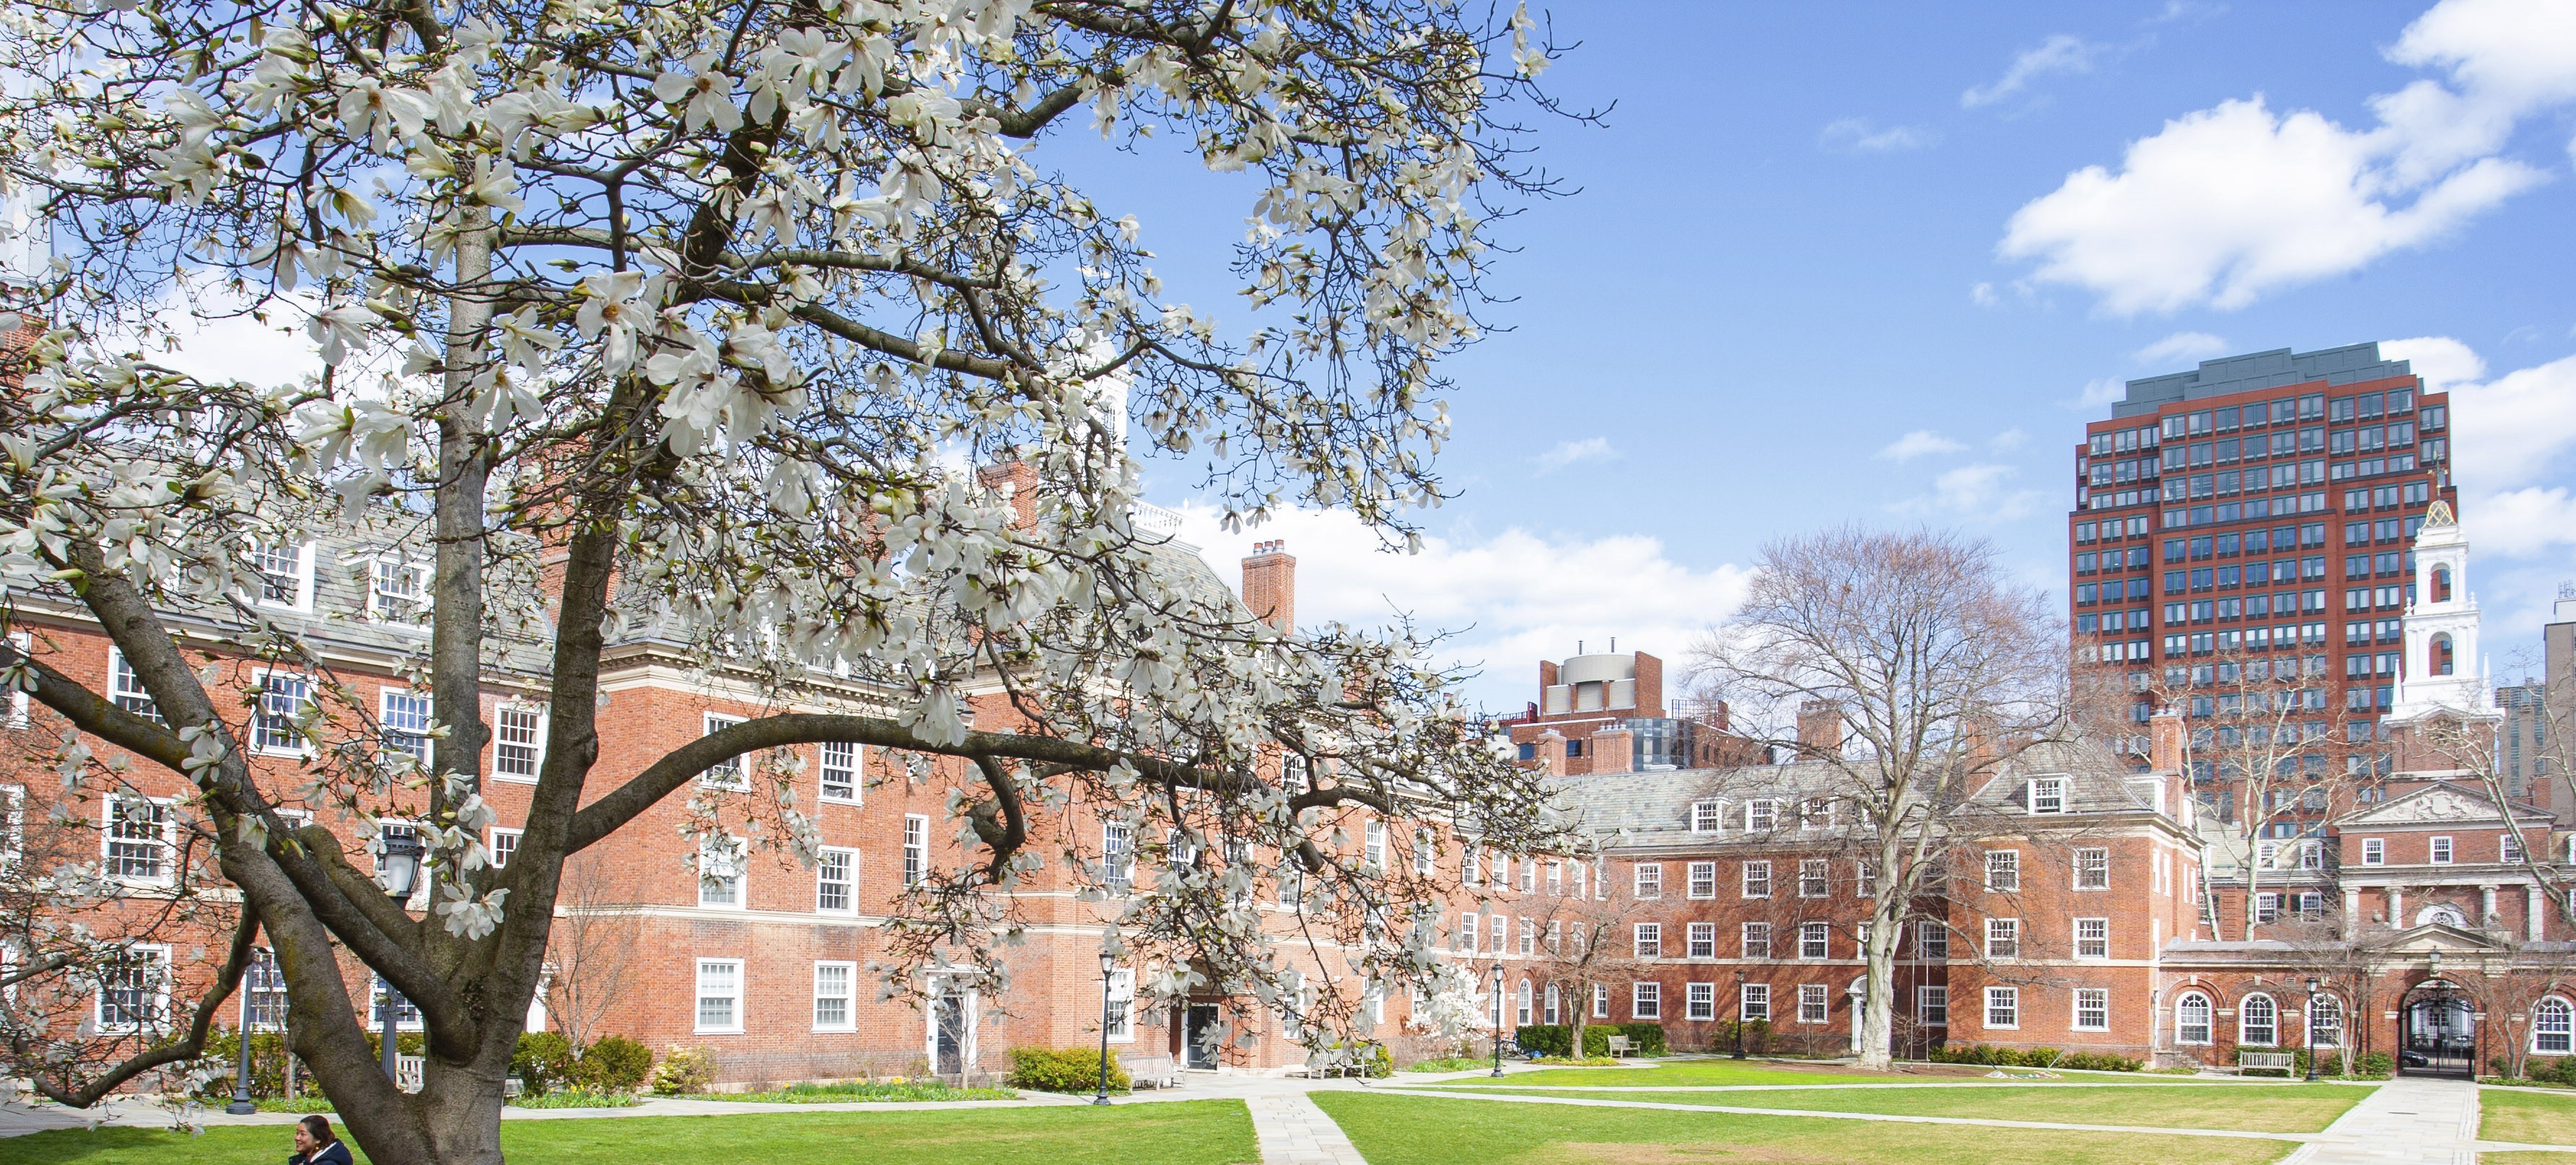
[225,948,266,1114]
[1490,963,1505,1077]
[1732,969,1746,1060]
[1094,948,1116,1106]
[377,832,422,1085]
[2304,977,2321,1081]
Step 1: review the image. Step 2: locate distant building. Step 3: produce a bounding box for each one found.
[1501,646,1766,774]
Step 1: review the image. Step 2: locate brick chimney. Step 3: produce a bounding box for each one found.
[976,461,1039,531]
[1241,540,1295,634]
[2149,707,2187,775]
[1587,726,1634,775]
[1796,700,1846,756]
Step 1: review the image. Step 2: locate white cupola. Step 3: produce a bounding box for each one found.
[2388,497,2492,724]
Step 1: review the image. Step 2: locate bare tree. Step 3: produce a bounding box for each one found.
[1689,528,2066,1072]
[544,851,645,1052]
[1520,873,1652,1058]
[2149,647,2348,941]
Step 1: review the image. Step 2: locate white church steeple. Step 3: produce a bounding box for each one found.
[2388,495,2492,724]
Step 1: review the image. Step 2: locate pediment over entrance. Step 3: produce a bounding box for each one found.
[2336,780,2516,829]
[2369,920,2511,956]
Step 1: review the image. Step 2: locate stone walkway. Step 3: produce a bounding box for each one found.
[1370,1086,2306,1144]
[1246,1091,1370,1165]
[2298,1076,2479,1165]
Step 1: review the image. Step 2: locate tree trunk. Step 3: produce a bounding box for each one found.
[1854,888,1903,1071]
[1569,981,1586,1059]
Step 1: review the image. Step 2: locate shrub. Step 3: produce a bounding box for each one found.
[573,1035,656,1093]
[512,1031,577,1096]
[649,1047,719,1096]
[1530,1055,1620,1066]
[1515,1024,1668,1058]
[1403,1056,1489,1073]
[509,1089,643,1109]
[1005,1047,1129,1093]
[191,1030,299,1100]
[2355,1052,2393,1078]
[1925,1044,2140,1072]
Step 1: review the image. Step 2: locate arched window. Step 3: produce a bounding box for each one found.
[1544,983,1561,1025]
[2433,634,2455,677]
[2432,565,2453,603]
[2536,998,2574,1055]
[2240,993,2278,1047]
[2308,995,2343,1050]
[2176,991,2212,1045]
[1515,979,1533,1026]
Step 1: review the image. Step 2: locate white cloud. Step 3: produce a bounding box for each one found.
[2071,377,2126,409]
[2382,334,2487,390]
[1990,427,2030,453]
[2444,349,2576,485]
[1970,282,1999,307]
[2132,331,2232,365]
[1999,0,2576,315]
[2380,340,2576,607]
[1535,436,1619,471]
[1962,35,2103,109]
[1877,430,1967,461]
[1891,463,2043,522]
[1173,506,1750,710]
[1821,118,1937,154]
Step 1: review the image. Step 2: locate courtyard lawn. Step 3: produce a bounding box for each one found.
[1310,1091,2293,1165]
[0,1099,1257,1165]
[1423,1082,2369,1133]
[2481,1088,2576,1146]
[1464,1058,2225,1089]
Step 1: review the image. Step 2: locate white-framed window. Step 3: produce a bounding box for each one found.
[1742,922,1772,959]
[1854,860,1876,897]
[2074,847,2109,890]
[818,741,860,804]
[816,846,858,914]
[1687,922,1716,959]
[1984,985,2019,1029]
[380,687,434,769]
[1456,914,1477,951]
[2362,837,2384,865]
[370,973,422,1031]
[1797,859,1829,897]
[1543,983,1561,1024]
[1686,981,1716,1021]
[1519,855,1535,892]
[1519,917,1535,956]
[697,835,746,909]
[1799,983,1829,1024]
[812,961,856,1032]
[1103,823,1134,892]
[251,671,312,755]
[1634,922,1662,959]
[1985,917,2020,960]
[1106,968,1136,1042]
[1690,799,1723,832]
[1746,799,1777,832]
[1464,847,1483,886]
[1593,982,1609,1018]
[1743,859,1772,899]
[95,945,170,1032]
[1634,863,1662,899]
[249,540,316,611]
[491,702,545,782]
[1632,981,1661,1020]
[2073,987,2109,1031]
[243,948,289,1030]
[1984,850,2020,892]
[2253,891,2280,924]
[1363,821,1385,869]
[2176,990,2212,1044]
[2430,836,2453,864]
[104,795,173,885]
[1515,979,1533,1026]
[1491,914,1508,954]
[696,959,743,1033]
[2029,777,2067,814]
[2309,994,2344,1049]
[1798,922,1829,960]
[368,557,429,624]
[902,814,929,886]
[1916,921,1949,959]
[106,647,165,725]
[1740,982,1769,1022]
[488,827,520,869]
[1416,829,1436,877]
[2074,917,2109,959]
[4,632,27,728]
[2239,992,2277,1047]
[2502,834,2523,863]
[1686,860,1717,899]
[699,713,748,790]
[2533,997,2573,1055]
[1547,917,1564,954]
[1917,984,1948,1026]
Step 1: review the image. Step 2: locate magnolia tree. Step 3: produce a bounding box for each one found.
[1688,528,2067,1072]
[0,1,1585,1160]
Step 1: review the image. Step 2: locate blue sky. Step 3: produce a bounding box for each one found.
[1133,0,2576,710]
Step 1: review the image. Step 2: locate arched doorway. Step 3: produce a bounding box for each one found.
[2398,978,2476,1077]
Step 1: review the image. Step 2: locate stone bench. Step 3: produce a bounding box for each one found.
[2239,1052,2297,1076]
[1125,1054,1178,1088]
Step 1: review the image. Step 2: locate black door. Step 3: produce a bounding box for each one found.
[1183,1004,1219,1069]
[2401,991,2474,1077]
[934,994,965,1076]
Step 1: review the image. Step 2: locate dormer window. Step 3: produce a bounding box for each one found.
[2029,777,2067,815]
[250,541,315,611]
[1689,800,1722,833]
[1746,799,1777,832]
[369,559,429,624]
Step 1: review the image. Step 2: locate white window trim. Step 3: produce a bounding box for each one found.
[2238,992,2279,1047]
[2531,996,2573,1055]
[697,835,747,910]
[1686,981,1716,1021]
[248,668,315,758]
[102,793,176,888]
[695,958,745,1034]
[5,632,28,728]
[1105,968,1136,1043]
[1984,985,2020,1030]
[818,740,863,805]
[247,539,317,613]
[2073,847,2110,891]
[1686,861,1717,900]
[2430,835,2454,865]
[2073,917,2110,960]
[2072,987,2110,1032]
[699,713,750,790]
[812,960,857,1033]
[2028,776,2067,815]
[1631,980,1660,1020]
[1985,917,2020,961]
[1742,860,1772,899]
[816,845,860,915]
[1916,984,1948,1026]
[379,686,435,770]
[0,785,22,868]
[1797,982,1830,1025]
[94,943,172,1034]
[1739,982,1769,1024]
[903,813,930,887]
[366,555,431,627]
[1634,922,1661,959]
[490,700,547,784]
[1633,863,1662,899]
[488,826,521,870]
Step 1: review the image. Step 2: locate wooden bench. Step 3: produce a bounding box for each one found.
[1125,1055,1178,1089]
[1604,1036,1634,1059]
[2238,1052,2297,1076]
[397,1055,424,1094]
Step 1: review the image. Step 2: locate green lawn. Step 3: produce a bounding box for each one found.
[1312,1091,2294,1165]
[1427,1083,2367,1133]
[2482,1088,2576,1146]
[1466,1059,2234,1089]
[0,1100,1257,1165]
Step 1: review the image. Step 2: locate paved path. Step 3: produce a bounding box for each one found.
[1370,1086,2310,1144]
[1246,1091,1370,1165]
[2292,1076,2479,1165]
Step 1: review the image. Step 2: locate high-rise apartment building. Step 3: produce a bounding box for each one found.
[2068,342,2458,788]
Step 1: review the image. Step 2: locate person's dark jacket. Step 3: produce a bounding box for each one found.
[289,1140,355,1165]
